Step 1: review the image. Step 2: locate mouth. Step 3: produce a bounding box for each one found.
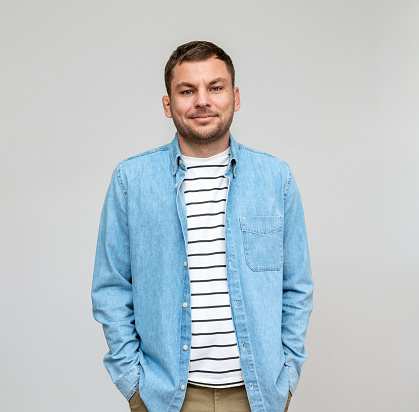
[190,114,217,123]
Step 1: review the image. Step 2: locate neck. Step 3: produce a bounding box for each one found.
[177,133,230,158]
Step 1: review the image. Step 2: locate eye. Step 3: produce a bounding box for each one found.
[181,90,193,95]
[211,86,222,92]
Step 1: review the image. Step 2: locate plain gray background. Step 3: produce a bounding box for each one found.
[1,0,418,411]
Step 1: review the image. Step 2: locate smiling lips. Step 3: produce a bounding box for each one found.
[189,112,218,123]
[192,116,215,123]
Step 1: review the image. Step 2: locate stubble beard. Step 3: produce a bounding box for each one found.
[172,105,235,146]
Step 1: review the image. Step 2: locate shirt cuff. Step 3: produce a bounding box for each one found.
[114,365,141,400]
[285,365,300,395]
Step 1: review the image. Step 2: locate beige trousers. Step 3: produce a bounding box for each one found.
[129,385,292,412]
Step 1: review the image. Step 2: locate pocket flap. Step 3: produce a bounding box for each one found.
[240,216,282,235]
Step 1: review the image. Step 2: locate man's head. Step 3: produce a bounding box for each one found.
[164,41,235,98]
[162,41,240,156]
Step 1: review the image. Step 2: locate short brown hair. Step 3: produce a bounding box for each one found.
[164,41,235,96]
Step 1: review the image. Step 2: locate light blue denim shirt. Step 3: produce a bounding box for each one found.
[92,134,313,412]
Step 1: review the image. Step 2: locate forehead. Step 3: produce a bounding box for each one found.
[171,57,231,86]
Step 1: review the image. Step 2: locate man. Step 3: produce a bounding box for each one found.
[92,41,313,412]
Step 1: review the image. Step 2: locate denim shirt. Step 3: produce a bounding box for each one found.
[92,134,313,412]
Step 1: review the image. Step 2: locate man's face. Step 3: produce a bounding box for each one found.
[162,57,240,148]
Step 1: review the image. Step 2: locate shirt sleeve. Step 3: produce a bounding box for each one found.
[91,164,141,401]
[281,166,314,394]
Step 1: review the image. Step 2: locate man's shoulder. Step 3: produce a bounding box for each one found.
[117,143,171,170]
[237,142,290,171]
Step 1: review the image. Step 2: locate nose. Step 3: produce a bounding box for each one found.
[194,89,211,108]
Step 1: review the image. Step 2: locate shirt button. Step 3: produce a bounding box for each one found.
[179,159,183,165]
[175,183,178,188]
[234,301,238,308]
[250,382,254,389]
[242,343,246,350]
[183,345,188,351]
[181,385,185,390]
[184,261,188,266]
[183,302,187,308]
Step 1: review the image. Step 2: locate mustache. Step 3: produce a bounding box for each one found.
[187,109,218,118]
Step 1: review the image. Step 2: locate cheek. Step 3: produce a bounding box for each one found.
[217,96,235,110]
[172,101,191,117]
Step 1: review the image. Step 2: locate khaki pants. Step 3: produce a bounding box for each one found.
[129,385,292,412]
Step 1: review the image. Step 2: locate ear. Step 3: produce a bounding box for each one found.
[162,95,172,118]
[233,87,241,112]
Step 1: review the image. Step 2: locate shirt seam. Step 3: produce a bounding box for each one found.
[237,144,277,159]
[120,144,170,165]
[283,165,292,203]
[116,164,128,200]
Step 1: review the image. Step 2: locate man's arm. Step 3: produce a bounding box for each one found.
[91,164,141,401]
[281,167,313,394]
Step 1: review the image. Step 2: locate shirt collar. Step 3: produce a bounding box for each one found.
[169,132,239,177]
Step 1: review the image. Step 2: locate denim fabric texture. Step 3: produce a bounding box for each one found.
[92,134,313,412]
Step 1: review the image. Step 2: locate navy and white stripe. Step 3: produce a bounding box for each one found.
[182,148,244,388]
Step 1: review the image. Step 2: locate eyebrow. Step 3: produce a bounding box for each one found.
[174,77,229,91]
[174,82,195,90]
[208,77,228,86]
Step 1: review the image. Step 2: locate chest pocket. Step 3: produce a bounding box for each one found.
[240,216,283,272]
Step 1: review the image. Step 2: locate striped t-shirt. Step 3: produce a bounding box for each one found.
[182,147,244,388]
